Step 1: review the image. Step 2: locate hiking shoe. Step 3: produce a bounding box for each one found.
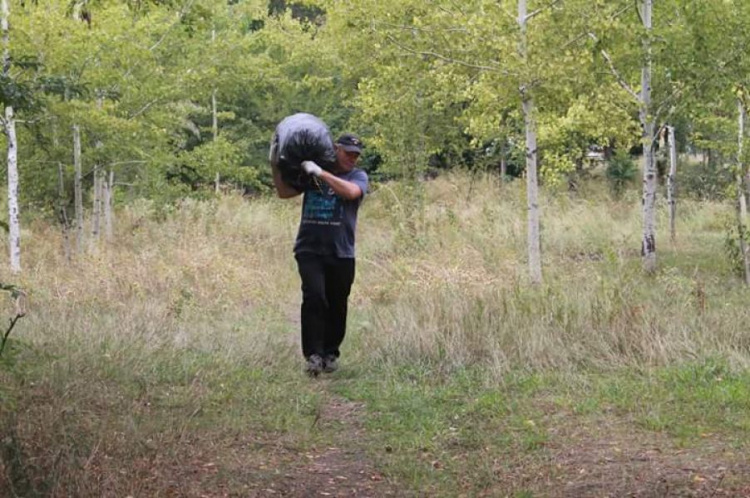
[305,354,324,377]
[323,355,339,373]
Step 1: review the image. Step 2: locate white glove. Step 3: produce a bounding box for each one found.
[301,160,323,177]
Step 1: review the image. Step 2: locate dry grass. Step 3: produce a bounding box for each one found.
[6,172,750,375]
[350,173,749,376]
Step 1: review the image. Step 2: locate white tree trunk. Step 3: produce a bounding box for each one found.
[212,26,218,141]
[73,124,84,253]
[640,0,657,273]
[736,100,750,285]
[92,96,103,243]
[92,165,101,241]
[6,106,19,273]
[58,162,71,261]
[212,88,218,142]
[667,125,677,243]
[522,98,542,285]
[738,100,747,221]
[518,0,542,284]
[212,26,219,193]
[104,170,114,241]
[2,0,19,273]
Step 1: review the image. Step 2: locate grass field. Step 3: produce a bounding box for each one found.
[2,172,750,496]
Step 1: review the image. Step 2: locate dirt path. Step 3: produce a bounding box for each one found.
[256,394,396,498]
[66,380,750,497]
[549,420,750,497]
[281,397,394,497]
[493,415,750,498]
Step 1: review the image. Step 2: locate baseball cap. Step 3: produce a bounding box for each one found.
[335,133,364,154]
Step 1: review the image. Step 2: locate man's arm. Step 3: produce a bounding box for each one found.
[272,162,301,199]
[301,161,363,201]
[318,171,362,200]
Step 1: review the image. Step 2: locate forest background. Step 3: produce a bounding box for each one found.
[3,0,750,496]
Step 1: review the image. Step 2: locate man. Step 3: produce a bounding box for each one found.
[272,133,369,376]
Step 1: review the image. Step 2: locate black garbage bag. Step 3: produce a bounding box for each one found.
[269,113,337,191]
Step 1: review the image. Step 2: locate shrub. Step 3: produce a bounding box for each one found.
[605,151,638,198]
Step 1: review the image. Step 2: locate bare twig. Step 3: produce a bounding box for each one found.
[0,315,21,357]
[0,284,26,358]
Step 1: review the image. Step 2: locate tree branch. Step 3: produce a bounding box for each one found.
[384,34,500,72]
[0,284,26,359]
[128,98,160,120]
[0,314,22,358]
[149,0,197,52]
[525,0,564,22]
[589,33,640,103]
[562,4,634,50]
[373,20,469,34]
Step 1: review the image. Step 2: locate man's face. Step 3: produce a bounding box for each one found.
[335,145,361,172]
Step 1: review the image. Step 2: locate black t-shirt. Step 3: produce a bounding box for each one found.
[293,169,369,258]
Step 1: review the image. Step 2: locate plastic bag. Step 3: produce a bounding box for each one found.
[269,113,337,190]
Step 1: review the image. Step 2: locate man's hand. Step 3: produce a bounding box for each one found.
[302,160,323,177]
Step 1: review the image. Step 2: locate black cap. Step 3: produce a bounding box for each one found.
[335,133,364,154]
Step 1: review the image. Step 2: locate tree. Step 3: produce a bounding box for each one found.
[323,0,609,284]
[518,0,541,284]
[640,0,656,273]
[2,0,19,272]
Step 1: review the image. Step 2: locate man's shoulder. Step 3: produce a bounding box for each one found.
[348,168,368,181]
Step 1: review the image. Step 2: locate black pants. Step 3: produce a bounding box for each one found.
[295,253,356,359]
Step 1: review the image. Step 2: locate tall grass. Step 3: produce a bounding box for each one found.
[6,172,749,375]
[350,173,749,376]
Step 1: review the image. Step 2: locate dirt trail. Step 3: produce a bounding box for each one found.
[501,416,750,498]
[262,395,396,498]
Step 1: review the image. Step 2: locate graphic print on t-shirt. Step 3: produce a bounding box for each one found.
[302,186,343,226]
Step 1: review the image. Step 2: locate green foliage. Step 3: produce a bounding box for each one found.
[605,151,638,198]
[678,158,734,201]
[1,0,750,235]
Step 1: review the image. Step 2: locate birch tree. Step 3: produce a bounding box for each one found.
[1,0,19,273]
[104,169,113,242]
[666,125,677,243]
[518,0,541,284]
[639,0,657,273]
[583,0,727,273]
[73,124,83,253]
[735,97,750,285]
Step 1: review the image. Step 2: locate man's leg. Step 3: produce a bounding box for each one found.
[296,254,328,364]
[323,257,355,361]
